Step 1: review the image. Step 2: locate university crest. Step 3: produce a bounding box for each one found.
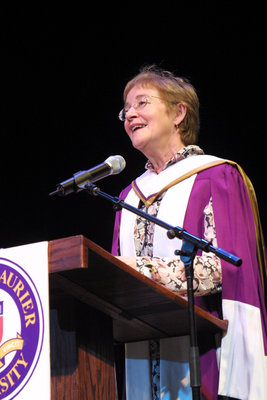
[0,258,44,399]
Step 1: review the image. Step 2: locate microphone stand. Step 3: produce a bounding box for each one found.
[82,182,242,400]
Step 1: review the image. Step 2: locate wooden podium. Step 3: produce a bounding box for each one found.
[49,235,227,400]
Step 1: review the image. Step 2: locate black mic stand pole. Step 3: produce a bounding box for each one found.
[82,182,242,400]
[176,240,201,399]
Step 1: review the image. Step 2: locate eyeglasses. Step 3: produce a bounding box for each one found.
[118,95,167,122]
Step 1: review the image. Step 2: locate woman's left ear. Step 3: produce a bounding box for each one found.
[174,103,187,127]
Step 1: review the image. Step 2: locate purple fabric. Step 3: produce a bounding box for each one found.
[185,164,267,338]
[183,163,267,398]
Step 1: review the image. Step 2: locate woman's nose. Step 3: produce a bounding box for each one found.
[125,105,139,120]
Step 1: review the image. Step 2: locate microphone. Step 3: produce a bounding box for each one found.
[49,155,126,196]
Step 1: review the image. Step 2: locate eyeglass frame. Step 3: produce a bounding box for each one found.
[118,95,177,122]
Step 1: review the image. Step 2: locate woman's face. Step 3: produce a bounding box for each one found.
[124,85,181,155]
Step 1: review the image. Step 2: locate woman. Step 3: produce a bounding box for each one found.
[112,66,267,399]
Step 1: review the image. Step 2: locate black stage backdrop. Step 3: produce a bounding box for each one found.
[1,5,266,252]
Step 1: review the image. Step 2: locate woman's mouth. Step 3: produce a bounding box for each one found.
[131,124,147,132]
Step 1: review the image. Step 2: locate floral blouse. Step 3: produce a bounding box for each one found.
[133,146,222,296]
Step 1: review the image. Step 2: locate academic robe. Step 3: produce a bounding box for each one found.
[112,156,267,399]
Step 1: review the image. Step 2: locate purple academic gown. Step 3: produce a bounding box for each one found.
[112,163,267,399]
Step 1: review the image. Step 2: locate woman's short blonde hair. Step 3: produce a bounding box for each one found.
[123,66,200,145]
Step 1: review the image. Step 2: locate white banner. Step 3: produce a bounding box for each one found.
[0,241,50,399]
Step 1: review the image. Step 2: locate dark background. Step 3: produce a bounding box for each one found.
[1,5,266,252]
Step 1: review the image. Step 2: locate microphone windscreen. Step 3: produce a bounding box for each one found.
[105,155,126,174]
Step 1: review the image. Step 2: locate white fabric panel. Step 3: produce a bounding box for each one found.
[219,299,267,399]
[125,341,152,400]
